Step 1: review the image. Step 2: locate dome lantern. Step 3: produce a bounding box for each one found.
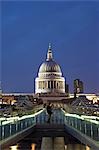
[47,43,53,61]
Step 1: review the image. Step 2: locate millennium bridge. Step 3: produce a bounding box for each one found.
[0,108,99,150]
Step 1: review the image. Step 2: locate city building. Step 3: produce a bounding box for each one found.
[74,79,84,94]
[2,95,16,105]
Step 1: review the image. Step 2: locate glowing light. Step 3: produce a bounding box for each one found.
[65,113,84,120]
[31,143,36,150]
[10,145,18,150]
[65,145,67,149]
[18,109,44,121]
[86,145,91,150]
[2,120,13,125]
[0,117,6,121]
[85,119,99,124]
[7,116,19,121]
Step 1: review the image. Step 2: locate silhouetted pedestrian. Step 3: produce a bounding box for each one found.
[46,103,52,123]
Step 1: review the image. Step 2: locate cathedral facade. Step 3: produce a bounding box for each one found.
[35,44,66,94]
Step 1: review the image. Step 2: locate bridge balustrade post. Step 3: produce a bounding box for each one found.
[97,127,99,141]
[32,117,34,124]
[19,121,21,131]
[71,119,73,127]
[55,112,57,124]
[68,118,70,126]
[34,117,36,124]
[38,115,40,123]
[32,118,33,124]
[27,119,29,127]
[90,123,93,138]
[2,125,4,139]
[31,118,33,124]
[29,120,30,126]
[10,123,12,136]
[84,121,86,134]
[80,120,81,131]
[16,122,18,132]
[38,114,41,123]
[74,118,75,128]
[42,112,44,123]
[22,120,24,129]
[69,117,71,126]
[13,123,16,134]
[29,119,31,126]
[31,118,32,125]
[39,115,42,123]
[25,120,27,128]
[66,117,68,124]
[21,121,23,130]
[73,119,74,127]
[66,116,69,124]
[62,113,65,123]
[75,118,77,129]
[69,118,71,125]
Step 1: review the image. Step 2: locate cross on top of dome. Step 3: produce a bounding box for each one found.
[48,43,51,49]
[47,43,53,61]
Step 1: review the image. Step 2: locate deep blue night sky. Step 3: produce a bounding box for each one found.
[1,1,99,93]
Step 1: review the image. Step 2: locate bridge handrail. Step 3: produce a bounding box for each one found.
[61,109,99,142]
[61,109,99,125]
[0,109,45,142]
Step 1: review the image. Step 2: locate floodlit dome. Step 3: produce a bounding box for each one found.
[35,44,65,94]
[39,60,61,73]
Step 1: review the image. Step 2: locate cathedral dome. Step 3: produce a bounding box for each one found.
[35,44,65,94]
[39,60,61,73]
[39,43,62,73]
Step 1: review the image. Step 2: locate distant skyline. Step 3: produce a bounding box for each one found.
[1,1,99,93]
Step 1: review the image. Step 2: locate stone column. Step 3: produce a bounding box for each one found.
[54,81,56,89]
[61,81,62,89]
[38,81,40,89]
[41,81,42,89]
[56,82,58,89]
[56,81,57,89]
[50,81,51,89]
[45,81,47,89]
[46,81,47,89]
[43,81,44,89]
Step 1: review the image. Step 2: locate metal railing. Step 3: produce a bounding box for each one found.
[63,111,99,142]
[0,108,99,143]
[0,109,44,142]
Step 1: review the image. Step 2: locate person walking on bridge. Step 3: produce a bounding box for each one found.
[46,103,53,123]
